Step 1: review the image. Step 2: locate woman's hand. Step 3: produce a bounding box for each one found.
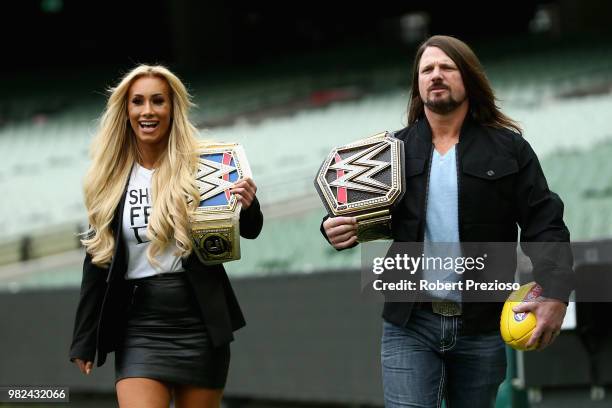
[231,178,257,210]
[73,358,93,375]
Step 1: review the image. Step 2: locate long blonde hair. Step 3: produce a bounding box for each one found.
[82,65,201,267]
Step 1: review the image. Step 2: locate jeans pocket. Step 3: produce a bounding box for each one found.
[381,321,407,359]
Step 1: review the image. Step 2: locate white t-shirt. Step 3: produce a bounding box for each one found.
[122,164,184,279]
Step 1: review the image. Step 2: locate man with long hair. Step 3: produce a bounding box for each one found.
[322,35,573,407]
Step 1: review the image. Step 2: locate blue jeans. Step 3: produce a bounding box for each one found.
[381,309,507,408]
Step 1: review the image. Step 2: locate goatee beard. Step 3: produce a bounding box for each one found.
[424,96,465,114]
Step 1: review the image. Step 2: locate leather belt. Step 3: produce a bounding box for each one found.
[416,301,462,316]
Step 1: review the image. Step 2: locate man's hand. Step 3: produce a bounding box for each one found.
[73,358,93,375]
[512,297,567,350]
[231,178,257,210]
[323,216,358,250]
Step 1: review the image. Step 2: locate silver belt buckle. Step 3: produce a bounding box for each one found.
[431,301,462,316]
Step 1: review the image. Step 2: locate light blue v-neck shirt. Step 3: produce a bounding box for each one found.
[423,145,462,302]
[425,146,459,242]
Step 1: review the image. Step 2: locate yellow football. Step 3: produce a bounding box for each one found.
[500,281,542,351]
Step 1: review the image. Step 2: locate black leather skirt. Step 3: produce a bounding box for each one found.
[115,272,230,388]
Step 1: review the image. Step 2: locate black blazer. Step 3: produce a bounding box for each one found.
[69,189,263,367]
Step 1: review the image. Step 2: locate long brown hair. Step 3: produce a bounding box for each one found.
[407,35,521,134]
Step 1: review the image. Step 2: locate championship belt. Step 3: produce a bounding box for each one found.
[190,143,251,265]
[314,132,405,242]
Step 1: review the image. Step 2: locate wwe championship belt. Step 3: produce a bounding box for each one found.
[314,132,405,242]
[190,143,252,265]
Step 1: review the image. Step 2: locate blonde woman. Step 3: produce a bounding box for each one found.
[69,65,263,408]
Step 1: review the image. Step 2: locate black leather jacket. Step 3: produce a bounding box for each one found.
[323,116,574,335]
